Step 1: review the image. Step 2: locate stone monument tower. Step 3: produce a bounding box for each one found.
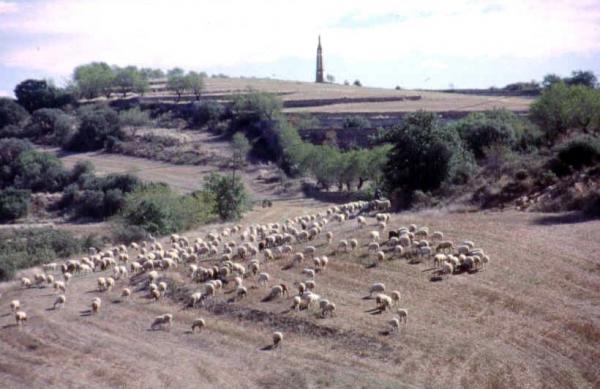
[315,36,324,83]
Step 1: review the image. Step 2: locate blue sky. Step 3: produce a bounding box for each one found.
[1,0,600,96]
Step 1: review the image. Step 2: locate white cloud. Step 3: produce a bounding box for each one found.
[0,0,599,77]
[0,1,17,15]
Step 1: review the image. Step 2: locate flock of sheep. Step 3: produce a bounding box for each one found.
[8,197,490,348]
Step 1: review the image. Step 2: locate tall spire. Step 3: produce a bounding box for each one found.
[316,35,324,83]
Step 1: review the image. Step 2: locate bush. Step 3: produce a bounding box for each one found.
[25,108,75,145]
[0,138,33,189]
[556,137,600,170]
[120,184,215,234]
[68,105,122,151]
[119,107,151,127]
[383,111,462,196]
[453,110,522,158]
[111,224,148,244]
[202,173,249,221]
[189,100,225,127]
[582,191,600,218]
[0,228,83,281]
[0,97,29,128]
[0,188,30,221]
[342,116,371,130]
[13,150,69,192]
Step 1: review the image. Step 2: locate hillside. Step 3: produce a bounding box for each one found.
[138,77,532,115]
[1,206,599,388]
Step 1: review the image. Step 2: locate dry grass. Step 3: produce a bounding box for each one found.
[1,207,599,388]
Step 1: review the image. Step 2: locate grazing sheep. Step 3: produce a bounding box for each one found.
[375,294,393,311]
[151,289,161,302]
[158,281,168,293]
[53,294,66,309]
[369,231,380,242]
[369,283,385,297]
[54,281,66,293]
[257,272,270,287]
[303,246,316,259]
[91,297,101,314]
[440,262,454,278]
[436,240,454,253]
[105,277,115,291]
[34,273,47,287]
[237,286,248,299]
[357,216,367,228]
[396,308,408,324]
[377,221,387,231]
[390,291,401,306]
[337,240,349,253]
[15,310,27,327]
[148,270,159,282]
[291,296,302,311]
[262,284,288,301]
[320,300,336,318]
[291,252,304,266]
[393,245,404,257]
[305,280,316,291]
[20,277,32,288]
[368,242,380,252]
[191,318,206,332]
[97,277,107,292]
[121,288,132,299]
[376,250,386,264]
[349,239,359,251]
[302,268,316,278]
[432,231,444,240]
[46,274,55,285]
[272,331,283,349]
[43,262,57,273]
[10,300,20,312]
[433,254,447,268]
[325,231,333,244]
[389,317,400,333]
[151,314,173,331]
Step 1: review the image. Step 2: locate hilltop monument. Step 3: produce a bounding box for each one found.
[315,36,324,83]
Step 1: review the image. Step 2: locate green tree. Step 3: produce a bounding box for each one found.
[68,105,122,151]
[326,74,335,83]
[186,71,205,100]
[565,70,597,88]
[73,62,116,98]
[0,138,33,189]
[14,79,73,112]
[25,108,75,145]
[353,79,362,87]
[0,188,30,222]
[167,68,189,101]
[14,150,68,192]
[231,132,251,182]
[542,74,562,89]
[203,173,248,221]
[383,111,459,198]
[113,66,148,97]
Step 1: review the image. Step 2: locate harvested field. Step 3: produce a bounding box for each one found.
[1,208,599,388]
[140,77,532,114]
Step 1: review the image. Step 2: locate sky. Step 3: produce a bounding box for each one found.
[1,0,600,96]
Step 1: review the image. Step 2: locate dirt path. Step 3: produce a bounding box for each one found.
[1,209,599,388]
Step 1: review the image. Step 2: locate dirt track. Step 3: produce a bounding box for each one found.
[1,208,599,388]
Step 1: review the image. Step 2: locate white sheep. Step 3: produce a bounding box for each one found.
[390,291,401,306]
[369,283,385,297]
[257,272,270,287]
[21,277,32,288]
[54,280,66,293]
[272,331,283,349]
[375,294,393,311]
[320,300,336,318]
[121,288,132,300]
[291,296,302,310]
[15,310,27,327]
[389,317,400,333]
[91,297,101,314]
[325,231,333,244]
[369,231,380,242]
[357,216,367,228]
[191,318,206,332]
[375,250,385,264]
[53,294,66,309]
[10,299,20,312]
[349,239,359,251]
[302,268,316,278]
[151,313,173,331]
[237,286,248,299]
[396,308,408,324]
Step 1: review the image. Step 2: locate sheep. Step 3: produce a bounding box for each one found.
[34,273,47,287]
[302,268,316,278]
[43,262,58,273]
[15,310,27,327]
[320,256,329,269]
[305,280,316,291]
[369,231,380,242]
[148,270,159,282]
[121,288,132,300]
[21,277,32,289]
[237,286,248,299]
[54,281,66,293]
[91,297,101,314]
[151,314,173,331]
[433,254,447,268]
[53,294,66,309]
[291,252,304,266]
[257,272,270,287]
[272,331,283,349]
[336,240,349,253]
[396,308,408,324]
[389,317,400,333]
[357,216,367,228]
[97,277,107,292]
[10,300,20,312]
[320,300,336,318]
[390,291,401,306]
[432,231,444,241]
[369,283,385,297]
[375,250,386,264]
[325,231,333,244]
[262,284,288,301]
[368,242,380,252]
[349,239,359,251]
[303,246,316,259]
[151,289,161,302]
[105,277,115,291]
[377,221,387,231]
[393,245,404,257]
[46,274,55,285]
[436,240,454,253]
[158,281,168,294]
[375,294,393,311]
[440,262,454,278]
[291,296,302,311]
[191,318,206,333]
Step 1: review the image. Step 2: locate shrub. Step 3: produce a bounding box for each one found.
[13,150,69,192]
[582,191,600,218]
[0,138,33,189]
[68,105,122,151]
[25,108,75,145]
[202,173,249,221]
[0,97,29,128]
[342,116,371,130]
[111,224,148,244]
[119,107,152,127]
[120,184,214,234]
[189,100,224,127]
[556,137,600,170]
[0,188,30,221]
[0,228,83,281]
[453,110,519,158]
